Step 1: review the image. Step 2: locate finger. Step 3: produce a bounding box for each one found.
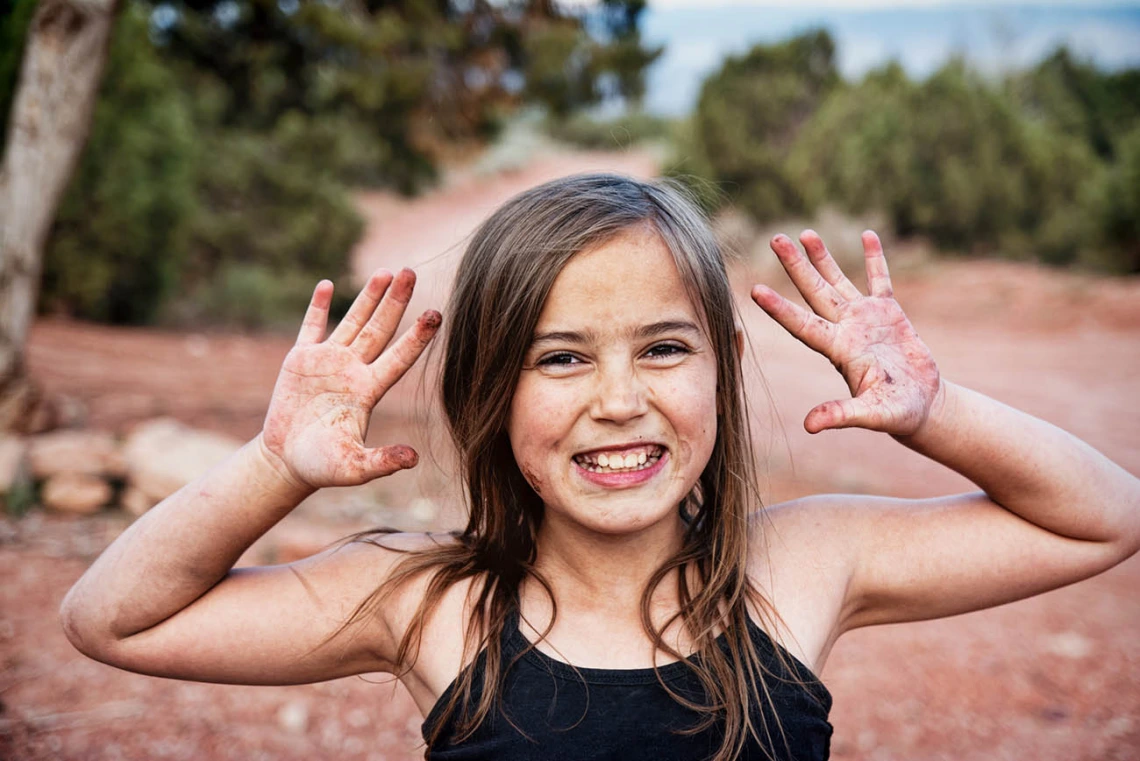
[352,268,417,364]
[363,444,419,480]
[329,269,394,346]
[751,285,834,355]
[804,396,875,434]
[862,230,894,299]
[296,280,334,345]
[769,234,844,320]
[370,309,443,391]
[799,230,862,300]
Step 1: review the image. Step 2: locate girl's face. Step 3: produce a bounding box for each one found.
[508,226,720,538]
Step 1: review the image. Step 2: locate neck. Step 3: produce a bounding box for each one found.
[528,510,687,621]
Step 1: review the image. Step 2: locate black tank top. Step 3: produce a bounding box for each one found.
[422,609,832,760]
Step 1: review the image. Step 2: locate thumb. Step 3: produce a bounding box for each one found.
[804,397,873,434]
[362,444,419,480]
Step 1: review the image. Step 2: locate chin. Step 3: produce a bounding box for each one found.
[564,500,684,538]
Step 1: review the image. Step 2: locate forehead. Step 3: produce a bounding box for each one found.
[537,227,702,330]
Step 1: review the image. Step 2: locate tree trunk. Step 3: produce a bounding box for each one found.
[0,0,120,432]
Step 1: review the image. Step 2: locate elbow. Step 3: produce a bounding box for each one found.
[1113,528,1140,566]
[59,589,95,658]
[1107,480,1140,562]
[58,587,116,663]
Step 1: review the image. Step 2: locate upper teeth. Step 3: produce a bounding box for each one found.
[575,446,663,472]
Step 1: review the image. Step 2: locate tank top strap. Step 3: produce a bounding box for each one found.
[740,614,832,709]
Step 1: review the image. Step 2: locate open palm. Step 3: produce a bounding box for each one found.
[259,268,441,489]
[751,230,942,436]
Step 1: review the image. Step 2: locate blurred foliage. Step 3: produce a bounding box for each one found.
[14,0,660,327]
[1092,126,1140,273]
[526,0,661,117]
[1008,47,1140,161]
[787,61,1102,264]
[173,262,335,331]
[40,6,199,324]
[682,31,1140,272]
[545,108,673,150]
[0,0,37,150]
[686,29,839,222]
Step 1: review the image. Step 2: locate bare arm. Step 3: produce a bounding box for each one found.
[60,268,440,684]
[752,231,1140,634]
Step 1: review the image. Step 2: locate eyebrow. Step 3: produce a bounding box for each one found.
[530,320,703,347]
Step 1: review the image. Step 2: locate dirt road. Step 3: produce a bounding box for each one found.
[4,148,1139,760]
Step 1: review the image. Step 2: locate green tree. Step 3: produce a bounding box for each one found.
[148,0,660,189]
[40,5,198,323]
[690,29,839,221]
[789,61,1102,264]
[0,0,37,149]
[29,0,663,327]
[1010,47,1140,160]
[1091,125,1140,272]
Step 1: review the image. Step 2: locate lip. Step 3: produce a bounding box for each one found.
[573,450,668,489]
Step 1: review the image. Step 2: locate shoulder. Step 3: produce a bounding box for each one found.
[746,495,862,579]
[744,496,865,673]
[336,531,486,711]
[326,530,474,626]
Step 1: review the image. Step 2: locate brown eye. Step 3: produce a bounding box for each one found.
[645,343,690,359]
[537,352,581,366]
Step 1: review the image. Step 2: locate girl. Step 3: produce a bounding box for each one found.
[61,174,1140,760]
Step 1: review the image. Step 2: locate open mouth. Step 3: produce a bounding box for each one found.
[572,444,665,474]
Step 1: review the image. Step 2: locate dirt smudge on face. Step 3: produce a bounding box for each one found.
[521,465,544,496]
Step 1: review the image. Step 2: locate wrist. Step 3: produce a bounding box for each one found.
[896,379,954,449]
[251,433,317,502]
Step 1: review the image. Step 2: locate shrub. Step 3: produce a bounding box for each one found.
[1090,126,1140,272]
[39,10,363,329]
[685,37,1138,272]
[40,6,198,324]
[545,109,673,150]
[691,29,840,222]
[179,119,363,291]
[787,61,1102,264]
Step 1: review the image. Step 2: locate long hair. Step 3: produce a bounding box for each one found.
[333,174,813,760]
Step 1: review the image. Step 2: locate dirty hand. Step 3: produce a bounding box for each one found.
[257,268,441,490]
[751,230,942,436]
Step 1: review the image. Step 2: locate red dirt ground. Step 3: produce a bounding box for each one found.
[3,147,1139,760]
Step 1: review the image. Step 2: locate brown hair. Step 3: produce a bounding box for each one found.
[335,173,814,760]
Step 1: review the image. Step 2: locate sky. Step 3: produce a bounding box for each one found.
[641,0,1137,7]
[631,2,1140,114]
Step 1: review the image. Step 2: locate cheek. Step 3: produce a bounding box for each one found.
[659,371,719,463]
[509,380,572,443]
[508,377,577,483]
[519,463,545,497]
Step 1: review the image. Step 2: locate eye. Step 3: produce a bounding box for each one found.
[537,352,582,367]
[644,342,691,359]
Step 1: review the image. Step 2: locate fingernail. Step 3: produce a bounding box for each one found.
[421,310,442,329]
[396,447,419,468]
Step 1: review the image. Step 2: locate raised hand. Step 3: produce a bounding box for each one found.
[751,230,942,436]
[257,268,441,490]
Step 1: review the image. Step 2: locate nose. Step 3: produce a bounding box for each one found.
[589,360,649,423]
